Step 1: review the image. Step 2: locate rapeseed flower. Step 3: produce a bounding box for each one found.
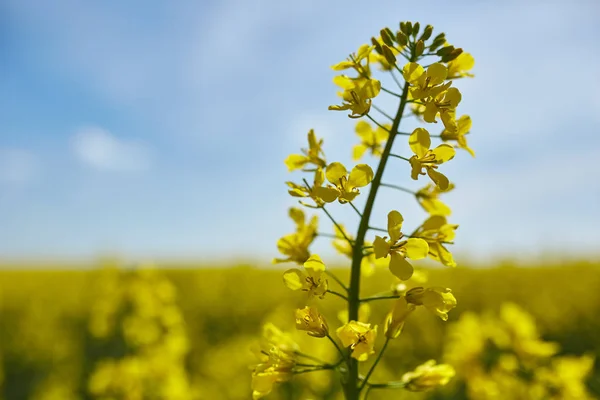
[283,254,328,299]
[406,287,457,321]
[408,127,455,190]
[336,321,377,361]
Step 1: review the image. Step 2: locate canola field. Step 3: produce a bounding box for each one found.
[1,260,599,400]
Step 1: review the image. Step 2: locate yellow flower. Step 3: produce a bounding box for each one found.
[336,321,377,361]
[286,168,340,206]
[423,87,462,133]
[331,224,378,277]
[408,127,455,190]
[373,210,429,280]
[415,183,454,216]
[329,76,381,118]
[352,120,389,160]
[441,114,475,157]
[331,44,373,76]
[401,360,455,391]
[405,287,457,321]
[273,208,318,264]
[283,254,328,299]
[252,347,296,399]
[322,162,374,203]
[284,129,327,171]
[446,52,475,79]
[261,323,300,354]
[412,215,458,267]
[384,296,416,339]
[295,306,329,338]
[403,62,452,100]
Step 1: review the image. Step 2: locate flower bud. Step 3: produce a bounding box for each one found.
[396,31,408,46]
[441,48,463,63]
[420,25,433,41]
[371,37,383,54]
[380,28,394,46]
[401,360,455,391]
[295,306,329,338]
[415,40,425,57]
[412,22,420,38]
[381,45,396,65]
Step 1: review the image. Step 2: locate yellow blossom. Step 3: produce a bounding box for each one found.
[446,52,475,79]
[423,87,462,133]
[331,44,373,75]
[406,287,457,321]
[336,321,377,361]
[415,183,454,216]
[408,127,455,190]
[322,162,374,203]
[283,254,328,299]
[384,296,416,339]
[286,168,340,206]
[295,306,329,338]
[441,114,475,157]
[403,62,452,100]
[412,215,458,267]
[284,129,326,171]
[273,208,318,264]
[373,210,429,280]
[352,120,389,160]
[252,347,296,399]
[329,75,381,118]
[401,360,455,391]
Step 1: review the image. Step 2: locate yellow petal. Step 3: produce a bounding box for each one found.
[445,87,462,108]
[348,164,374,187]
[333,75,355,89]
[389,252,414,281]
[457,115,472,135]
[331,61,354,71]
[314,168,325,187]
[423,102,438,123]
[404,238,429,260]
[409,128,431,158]
[352,144,367,161]
[387,210,404,242]
[432,144,456,163]
[304,254,326,271]
[325,162,348,184]
[283,269,305,290]
[284,154,307,171]
[373,236,391,258]
[426,63,448,86]
[288,208,305,227]
[355,120,371,137]
[356,44,373,61]
[313,186,340,203]
[402,62,424,84]
[427,168,450,190]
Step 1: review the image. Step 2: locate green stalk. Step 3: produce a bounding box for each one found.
[344,48,415,400]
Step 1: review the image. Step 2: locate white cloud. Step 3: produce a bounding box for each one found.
[71,127,152,172]
[0,149,38,183]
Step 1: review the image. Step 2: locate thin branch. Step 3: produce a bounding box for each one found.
[368,226,388,233]
[371,104,394,121]
[349,201,363,217]
[366,114,391,132]
[389,153,411,162]
[380,86,401,98]
[326,334,348,364]
[325,270,349,293]
[390,70,404,88]
[360,337,391,390]
[380,183,417,195]
[327,289,349,301]
[318,232,348,241]
[360,295,401,303]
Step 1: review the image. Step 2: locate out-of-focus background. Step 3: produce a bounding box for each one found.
[1,0,600,399]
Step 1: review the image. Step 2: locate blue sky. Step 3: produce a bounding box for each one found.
[1,0,599,264]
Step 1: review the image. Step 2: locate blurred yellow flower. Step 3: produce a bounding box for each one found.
[441,114,475,157]
[415,183,454,216]
[373,210,429,280]
[323,162,374,203]
[412,215,458,267]
[446,52,475,79]
[273,208,318,264]
[403,62,452,100]
[406,287,457,321]
[336,321,377,361]
[287,168,340,206]
[408,127,455,190]
[283,254,328,299]
[329,76,381,118]
[401,360,455,391]
[423,87,462,133]
[352,120,389,160]
[284,129,327,172]
[295,306,329,338]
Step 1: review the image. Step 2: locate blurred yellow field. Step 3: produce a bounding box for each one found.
[1,261,599,399]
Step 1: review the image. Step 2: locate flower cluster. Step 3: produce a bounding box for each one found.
[254,19,477,399]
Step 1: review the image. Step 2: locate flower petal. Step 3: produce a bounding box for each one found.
[283,269,305,290]
[409,128,431,158]
[348,164,374,187]
[373,236,391,258]
[402,62,424,84]
[432,144,456,163]
[387,210,404,242]
[427,168,450,190]
[304,254,326,271]
[389,252,414,280]
[326,162,348,184]
[426,63,448,86]
[404,238,429,260]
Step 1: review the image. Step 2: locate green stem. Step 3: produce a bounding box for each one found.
[360,337,391,390]
[327,334,348,365]
[360,295,401,303]
[345,47,414,399]
[327,289,349,301]
[380,183,417,195]
[325,270,349,293]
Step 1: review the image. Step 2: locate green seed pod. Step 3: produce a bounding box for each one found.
[400,21,407,34]
[405,21,413,36]
[380,28,394,46]
[396,31,408,46]
[415,40,425,56]
[429,33,446,51]
[441,48,463,62]
[381,45,397,65]
[412,22,420,38]
[420,25,433,41]
[371,37,383,54]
